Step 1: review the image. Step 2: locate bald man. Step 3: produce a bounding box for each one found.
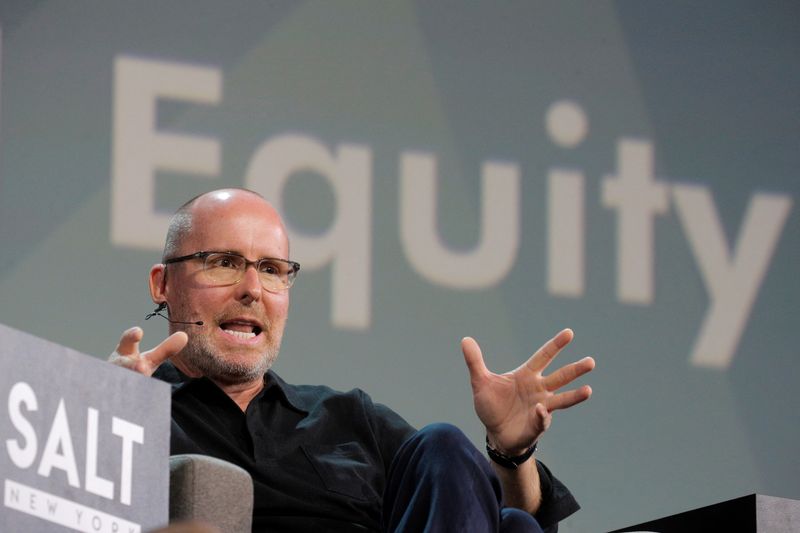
[110,189,594,532]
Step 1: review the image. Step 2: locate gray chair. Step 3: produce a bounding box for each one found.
[169,454,254,533]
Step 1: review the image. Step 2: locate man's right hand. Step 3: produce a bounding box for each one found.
[108,327,188,376]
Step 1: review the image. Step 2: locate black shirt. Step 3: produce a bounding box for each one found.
[154,362,579,532]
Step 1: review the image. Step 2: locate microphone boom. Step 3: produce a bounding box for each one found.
[145,303,203,326]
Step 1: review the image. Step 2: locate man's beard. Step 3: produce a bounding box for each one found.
[182,332,279,385]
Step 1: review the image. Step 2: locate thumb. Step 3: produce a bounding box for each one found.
[114,327,143,357]
[461,337,490,387]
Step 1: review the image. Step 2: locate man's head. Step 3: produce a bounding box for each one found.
[149,189,292,385]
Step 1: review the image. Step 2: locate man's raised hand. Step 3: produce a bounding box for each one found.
[108,327,188,376]
[461,328,594,455]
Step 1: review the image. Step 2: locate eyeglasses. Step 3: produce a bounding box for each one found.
[164,251,300,292]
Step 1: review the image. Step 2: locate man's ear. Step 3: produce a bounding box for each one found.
[149,263,167,304]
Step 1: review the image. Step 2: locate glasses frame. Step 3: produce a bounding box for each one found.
[163,251,300,291]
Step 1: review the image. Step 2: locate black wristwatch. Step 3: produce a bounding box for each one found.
[485,436,538,470]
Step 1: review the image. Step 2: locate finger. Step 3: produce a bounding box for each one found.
[461,337,490,387]
[543,356,595,391]
[525,328,574,373]
[534,402,552,434]
[546,385,593,411]
[113,327,143,357]
[144,331,188,369]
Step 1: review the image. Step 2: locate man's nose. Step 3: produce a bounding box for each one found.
[237,265,263,303]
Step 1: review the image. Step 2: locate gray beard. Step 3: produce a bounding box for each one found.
[182,333,279,385]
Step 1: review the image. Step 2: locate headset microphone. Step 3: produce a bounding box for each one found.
[145,302,204,326]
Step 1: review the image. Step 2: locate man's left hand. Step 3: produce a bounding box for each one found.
[462,328,594,455]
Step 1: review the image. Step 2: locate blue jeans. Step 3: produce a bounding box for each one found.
[382,423,544,533]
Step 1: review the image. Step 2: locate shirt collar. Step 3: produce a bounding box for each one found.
[262,371,309,414]
[154,361,309,414]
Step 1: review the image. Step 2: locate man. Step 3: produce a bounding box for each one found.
[110,188,595,532]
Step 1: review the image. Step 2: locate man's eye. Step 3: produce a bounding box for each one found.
[209,255,240,269]
[260,263,279,275]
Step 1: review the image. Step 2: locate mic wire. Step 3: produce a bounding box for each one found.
[145,303,204,326]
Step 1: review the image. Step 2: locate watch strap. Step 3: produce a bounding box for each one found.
[485,436,538,470]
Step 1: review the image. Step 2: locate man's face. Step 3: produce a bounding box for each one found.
[162,193,290,385]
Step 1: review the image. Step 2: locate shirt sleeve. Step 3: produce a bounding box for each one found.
[534,459,581,532]
[358,390,418,474]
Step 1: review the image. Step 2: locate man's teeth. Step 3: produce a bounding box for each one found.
[223,329,256,339]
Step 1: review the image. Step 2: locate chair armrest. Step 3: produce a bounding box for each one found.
[169,454,253,533]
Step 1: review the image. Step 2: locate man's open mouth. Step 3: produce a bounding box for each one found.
[219,320,263,340]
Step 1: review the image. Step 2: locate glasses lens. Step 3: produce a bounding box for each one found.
[204,253,245,284]
[257,259,295,291]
